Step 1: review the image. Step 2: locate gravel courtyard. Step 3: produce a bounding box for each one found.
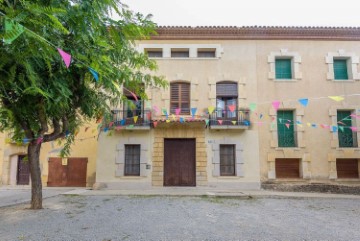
[0,195,360,241]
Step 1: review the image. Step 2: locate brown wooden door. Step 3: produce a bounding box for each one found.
[337,159,359,178]
[275,158,300,178]
[67,158,88,187]
[48,157,87,187]
[164,139,196,186]
[17,155,30,185]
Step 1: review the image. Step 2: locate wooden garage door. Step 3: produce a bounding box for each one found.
[337,159,359,178]
[275,158,300,178]
[48,157,88,187]
[164,139,196,186]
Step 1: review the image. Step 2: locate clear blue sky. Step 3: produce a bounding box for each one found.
[122,0,360,27]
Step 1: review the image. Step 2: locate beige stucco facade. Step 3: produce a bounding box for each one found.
[0,123,98,187]
[96,27,360,188]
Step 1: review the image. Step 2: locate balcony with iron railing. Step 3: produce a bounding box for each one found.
[108,109,152,130]
[278,132,298,148]
[209,109,250,129]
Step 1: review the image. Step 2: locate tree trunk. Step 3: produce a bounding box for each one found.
[28,142,43,209]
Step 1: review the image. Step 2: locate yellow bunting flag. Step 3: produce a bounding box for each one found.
[166,120,171,123]
[208,106,215,114]
[232,121,236,125]
[328,96,344,102]
[133,116,138,123]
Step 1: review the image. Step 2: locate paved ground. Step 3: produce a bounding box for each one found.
[1,194,360,241]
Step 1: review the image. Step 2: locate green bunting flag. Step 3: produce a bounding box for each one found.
[3,17,25,44]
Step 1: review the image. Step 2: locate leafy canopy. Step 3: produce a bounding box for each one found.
[0,0,167,154]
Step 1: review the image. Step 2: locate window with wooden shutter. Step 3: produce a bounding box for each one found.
[124,145,140,176]
[171,49,189,58]
[336,159,359,178]
[275,58,292,79]
[170,82,190,114]
[275,158,300,178]
[198,48,216,58]
[216,82,238,119]
[333,59,349,80]
[277,110,296,147]
[337,110,357,147]
[220,145,235,176]
[145,48,163,58]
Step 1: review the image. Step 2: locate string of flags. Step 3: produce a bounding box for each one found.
[1,14,359,142]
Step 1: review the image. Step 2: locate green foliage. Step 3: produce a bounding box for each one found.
[0,0,167,155]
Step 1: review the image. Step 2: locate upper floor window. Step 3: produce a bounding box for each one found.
[277,110,296,147]
[337,110,357,147]
[216,82,238,119]
[275,58,292,79]
[145,48,163,58]
[197,48,216,58]
[333,59,349,80]
[170,82,190,114]
[123,86,143,118]
[171,48,189,58]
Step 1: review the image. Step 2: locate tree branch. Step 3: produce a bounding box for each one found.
[38,100,49,135]
[43,116,68,142]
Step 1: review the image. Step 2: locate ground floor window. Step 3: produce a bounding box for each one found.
[336,159,359,178]
[220,144,236,176]
[275,158,300,178]
[124,145,141,176]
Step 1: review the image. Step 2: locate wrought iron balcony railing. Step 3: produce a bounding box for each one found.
[110,109,152,127]
[209,109,250,127]
[278,132,297,147]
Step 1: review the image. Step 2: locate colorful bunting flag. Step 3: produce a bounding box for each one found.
[89,67,99,82]
[208,106,215,114]
[180,117,185,123]
[166,120,170,123]
[36,137,44,144]
[133,116,138,123]
[115,126,122,131]
[339,126,344,132]
[109,122,114,128]
[103,127,108,132]
[232,121,236,125]
[285,123,290,129]
[205,119,210,126]
[228,105,236,113]
[298,98,309,107]
[153,121,158,128]
[128,125,134,128]
[272,101,281,111]
[57,48,72,68]
[259,114,263,119]
[249,103,257,112]
[153,106,160,114]
[191,108,197,117]
[350,127,358,132]
[175,108,181,116]
[328,96,344,102]
[124,87,138,102]
[332,126,338,132]
[218,120,223,125]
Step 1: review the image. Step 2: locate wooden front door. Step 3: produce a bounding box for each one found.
[17,155,30,185]
[337,159,359,178]
[48,157,88,187]
[164,139,196,186]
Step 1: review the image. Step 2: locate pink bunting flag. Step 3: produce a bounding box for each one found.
[115,126,122,131]
[123,87,138,102]
[147,112,151,120]
[153,121,158,128]
[272,101,281,111]
[109,122,114,127]
[257,122,263,126]
[37,137,43,145]
[153,106,160,114]
[228,105,236,113]
[218,120,223,125]
[57,48,71,68]
[175,108,181,116]
[350,127,358,132]
[285,123,290,129]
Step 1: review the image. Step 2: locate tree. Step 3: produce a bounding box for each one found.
[0,0,166,209]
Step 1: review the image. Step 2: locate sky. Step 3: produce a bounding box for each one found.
[122,0,360,27]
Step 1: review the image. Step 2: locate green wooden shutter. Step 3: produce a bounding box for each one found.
[277,110,295,147]
[337,110,354,147]
[275,59,292,79]
[333,59,348,80]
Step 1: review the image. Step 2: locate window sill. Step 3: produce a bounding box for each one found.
[216,176,241,179]
[329,79,357,82]
[336,147,360,151]
[275,147,302,151]
[273,79,298,82]
[118,176,145,179]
